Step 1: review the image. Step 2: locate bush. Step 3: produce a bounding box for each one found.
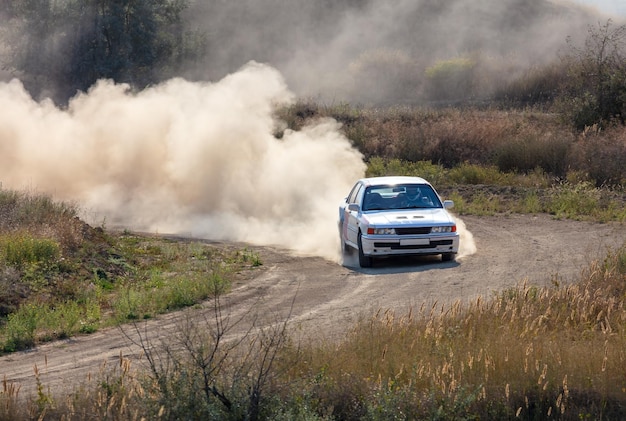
[424,57,476,101]
[569,126,626,186]
[2,303,39,352]
[1,233,60,269]
[348,49,420,103]
[558,21,626,130]
[494,62,568,107]
[495,134,572,177]
[448,163,511,185]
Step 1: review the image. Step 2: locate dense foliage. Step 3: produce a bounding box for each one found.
[1,0,192,103]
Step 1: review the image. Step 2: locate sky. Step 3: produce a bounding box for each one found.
[573,0,626,15]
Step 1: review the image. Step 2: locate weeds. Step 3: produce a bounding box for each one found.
[282,102,626,187]
[0,191,263,354]
[0,233,60,269]
[278,245,626,419]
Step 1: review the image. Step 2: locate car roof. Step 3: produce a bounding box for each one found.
[358,176,431,187]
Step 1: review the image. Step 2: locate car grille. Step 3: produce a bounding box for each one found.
[395,227,432,235]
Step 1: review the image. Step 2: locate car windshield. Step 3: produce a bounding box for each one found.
[362,184,442,211]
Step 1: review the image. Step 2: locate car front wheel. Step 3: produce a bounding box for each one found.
[442,253,456,262]
[358,231,372,268]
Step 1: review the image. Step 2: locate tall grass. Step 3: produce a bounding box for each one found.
[279,245,626,419]
[366,157,626,221]
[279,102,626,187]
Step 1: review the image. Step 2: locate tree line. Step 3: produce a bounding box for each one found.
[1,0,626,130]
[0,0,197,104]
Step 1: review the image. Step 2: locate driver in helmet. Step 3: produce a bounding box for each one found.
[404,186,422,207]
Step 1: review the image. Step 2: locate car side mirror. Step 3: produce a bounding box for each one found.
[443,200,454,209]
[348,203,360,212]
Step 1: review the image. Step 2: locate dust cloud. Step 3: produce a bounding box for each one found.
[181,0,618,104]
[0,60,478,264]
[456,217,477,259]
[0,62,367,262]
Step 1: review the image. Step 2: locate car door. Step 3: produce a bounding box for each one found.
[344,183,364,247]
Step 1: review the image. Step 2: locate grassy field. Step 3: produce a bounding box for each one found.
[1,104,625,419]
[0,189,262,353]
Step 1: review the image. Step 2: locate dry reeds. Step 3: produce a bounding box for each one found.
[281,102,626,188]
[290,246,626,419]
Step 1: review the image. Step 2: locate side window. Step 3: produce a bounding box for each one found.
[348,184,363,204]
[354,185,365,205]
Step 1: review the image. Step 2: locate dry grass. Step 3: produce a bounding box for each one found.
[279,102,626,188]
[284,246,626,419]
[0,189,84,252]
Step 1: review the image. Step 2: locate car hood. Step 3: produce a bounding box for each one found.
[364,208,455,226]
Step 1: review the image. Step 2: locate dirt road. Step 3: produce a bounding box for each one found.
[0,213,624,400]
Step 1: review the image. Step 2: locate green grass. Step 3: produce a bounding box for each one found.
[0,191,263,353]
[365,157,626,221]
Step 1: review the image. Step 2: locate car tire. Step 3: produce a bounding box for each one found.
[358,232,373,268]
[441,253,456,262]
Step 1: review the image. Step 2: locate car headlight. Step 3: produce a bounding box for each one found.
[367,227,396,235]
[431,226,456,233]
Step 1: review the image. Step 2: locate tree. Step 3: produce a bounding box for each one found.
[561,20,626,130]
[0,0,192,103]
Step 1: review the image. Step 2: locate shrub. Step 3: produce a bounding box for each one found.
[495,134,572,177]
[448,163,511,185]
[494,62,568,107]
[424,57,476,101]
[2,303,39,352]
[365,157,448,186]
[558,21,626,130]
[1,233,60,269]
[569,126,626,186]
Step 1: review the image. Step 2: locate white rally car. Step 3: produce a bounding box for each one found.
[339,176,459,267]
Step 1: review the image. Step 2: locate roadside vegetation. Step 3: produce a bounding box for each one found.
[0,188,262,354]
[278,104,626,222]
[0,188,624,419]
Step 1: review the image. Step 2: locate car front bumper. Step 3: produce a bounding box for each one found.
[360,233,459,257]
